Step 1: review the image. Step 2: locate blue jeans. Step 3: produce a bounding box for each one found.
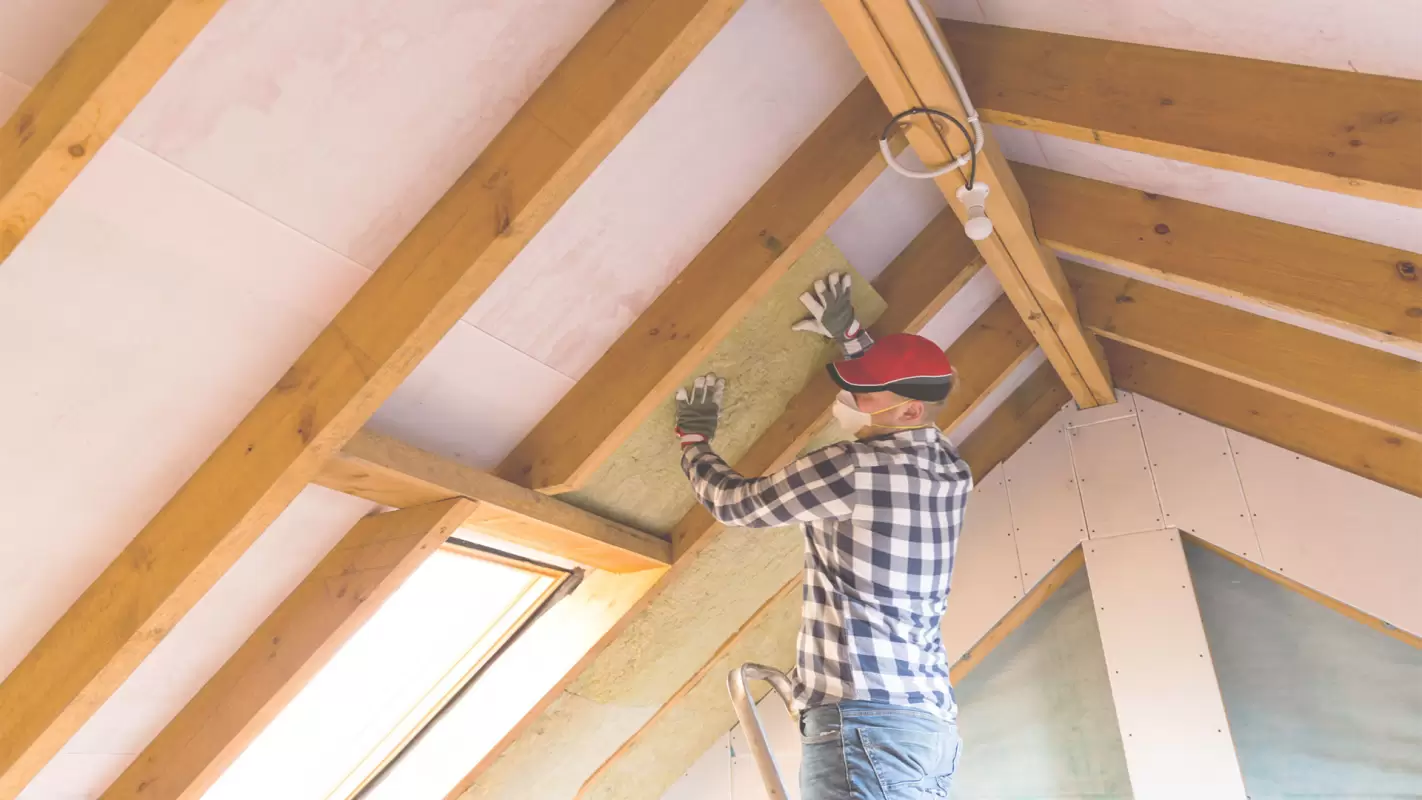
[800,700,961,799]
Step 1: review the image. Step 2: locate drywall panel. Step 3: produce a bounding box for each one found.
[583,582,799,800]
[662,733,732,800]
[1085,530,1247,799]
[917,267,1003,352]
[943,468,1026,664]
[1002,407,1086,586]
[463,524,806,800]
[19,487,376,799]
[0,71,28,118]
[730,690,803,800]
[467,0,863,378]
[930,0,1422,79]
[366,321,574,469]
[561,239,885,535]
[1187,543,1422,799]
[122,0,613,267]
[1069,413,1165,538]
[1228,432,1422,637]
[1134,396,1262,560]
[0,138,369,680]
[951,570,1130,799]
[827,151,948,283]
[0,0,106,85]
[1031,132,1422,253]
[1061,387,1136,429]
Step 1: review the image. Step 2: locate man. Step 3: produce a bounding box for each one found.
[674,272,973,799]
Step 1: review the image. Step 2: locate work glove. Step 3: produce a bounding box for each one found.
[792,272,862,341]
[674,373,725,446]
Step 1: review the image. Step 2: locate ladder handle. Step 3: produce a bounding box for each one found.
[727,663,796,799]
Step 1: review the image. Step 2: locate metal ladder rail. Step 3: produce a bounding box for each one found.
[726,663,796,799]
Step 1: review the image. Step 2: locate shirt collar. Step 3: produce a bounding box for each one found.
[859,426,945,447]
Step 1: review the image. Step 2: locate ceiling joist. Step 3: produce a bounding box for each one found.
[100,499,477,800]
[942,21,1422,207]
[821,0,1116,409]
[0,1,743,792]
[1019,165,1422,355]
[498,80,892,493]
[0,0,231,264]
[1104,341,1422,498]
[315,431,671,573]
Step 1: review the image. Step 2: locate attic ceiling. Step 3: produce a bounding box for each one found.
[0,0,1419,797]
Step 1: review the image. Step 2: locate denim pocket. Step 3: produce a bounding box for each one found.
[857,727,954,797]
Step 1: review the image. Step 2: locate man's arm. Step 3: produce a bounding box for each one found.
[679,442,857,529]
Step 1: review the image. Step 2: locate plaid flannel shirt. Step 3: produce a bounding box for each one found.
[679,334,973,720]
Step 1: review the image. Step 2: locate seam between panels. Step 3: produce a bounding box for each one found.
[1222,428,1268,564]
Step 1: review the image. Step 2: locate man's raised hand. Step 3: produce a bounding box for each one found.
[791,271,862,341]
[674,373,726,446]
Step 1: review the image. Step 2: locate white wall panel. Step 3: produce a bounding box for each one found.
[367,321,574,469]
[1002,407,1086,587]
[827,152,947,283]
[467,0,863,379]
[123,0,613,267]
[1134,396,1262,560]
[1061,389,1137,429]
[662,732,732,800]
[1228,432,1422,637]
[20,486,376,800]
[1085,530,1247,799]
[1069,414,1164,539]
[944,469,1025,663]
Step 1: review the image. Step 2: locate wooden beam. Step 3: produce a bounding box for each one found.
[0,0,230,264]
[314,431,670,572]
[936,294,1035,432]
[1182,534,1420,651]
[0,2,741,793]
[821,0,1115,408]
[498,81,892,493]
[942,21,1422,207]
[1104,340,1422,498]
[957,361,1070,483]
[950,545,1083,683]
[672,208,983,560]
[100,499,476,800]
[1067,261,1422,442]
[1017,164,1422,355]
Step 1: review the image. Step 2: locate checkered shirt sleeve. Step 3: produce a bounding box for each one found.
[680,427,973,721]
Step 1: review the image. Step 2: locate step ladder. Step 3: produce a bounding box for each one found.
[726,663,795,799]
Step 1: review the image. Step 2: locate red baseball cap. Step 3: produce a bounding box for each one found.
[827,333,954,401]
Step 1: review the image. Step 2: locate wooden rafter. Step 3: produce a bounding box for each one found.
[1018,164,1422,355]
[0,1,743,792]
[1068,262,1422,443]
[314,431,671,572]
[936,294,1035,432]
[100,499,477,800]
[498,80,892,493]
[820,0,1115,408]
[943,21,1422,207]
[1104,340,1422,498]
[0,0,231,264]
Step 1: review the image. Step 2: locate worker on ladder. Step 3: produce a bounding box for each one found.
[673,272,971,799]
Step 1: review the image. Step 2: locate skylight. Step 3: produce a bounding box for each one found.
[204,544,561,800]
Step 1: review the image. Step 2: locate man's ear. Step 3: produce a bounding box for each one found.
[904,399,926,422]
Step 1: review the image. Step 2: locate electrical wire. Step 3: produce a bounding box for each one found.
[879,106,977,188]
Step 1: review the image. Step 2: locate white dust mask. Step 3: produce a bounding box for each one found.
[831,391,874,431]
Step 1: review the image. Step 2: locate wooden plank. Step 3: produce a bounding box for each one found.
[671,209,982,560]
[820,0,1115,408]
[943,21,1422,208]
[498,81,892,493]
[0,0,231,264]
[1086,530,1248,799]
[937,294,1035,431]
[1183,534,1420,652]
[957,361,1070,483]
[950,545,1083,683]
[1018,164,1422,355]
[314,431,671,572]
[99,499,476,800]
[1104,340,1422,498]
[0,2,742,793]
[1067,261,1422,442]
